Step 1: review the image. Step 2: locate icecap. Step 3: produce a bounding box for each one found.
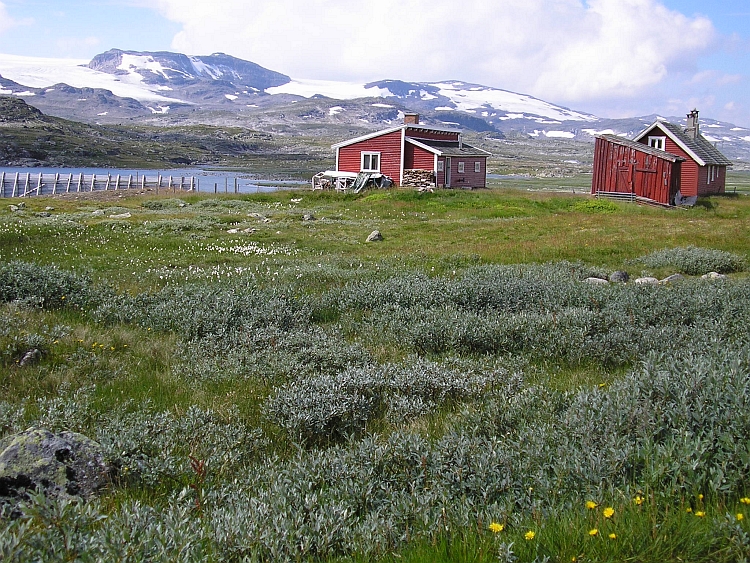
[428,82,596,122]
[0,53,185,104]
[266,79,392,99]
[328,106,344,116]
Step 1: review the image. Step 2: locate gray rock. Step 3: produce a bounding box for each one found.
[44,206,54,211]
[584,277,608,284]
[660,273,685,284]
[109,212,131,219]
[9,205,19,212]
[366,230,383,242]
[91,210,104,216]
[635,277,659,285]
[609,270,629,283]
[702,271,727,280]
[35,212,51,218]
[19,349,41,367]
[0,428,113,501]
[302,213,315,221]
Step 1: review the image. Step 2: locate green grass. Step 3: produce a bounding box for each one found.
[2,187,750,562]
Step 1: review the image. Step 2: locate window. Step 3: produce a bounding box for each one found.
[361,152,380,172]
[648,136,666,150]
[474,161,481,173]
[708,165,717,184]
[458,162,465,173]
[437,161,444,172]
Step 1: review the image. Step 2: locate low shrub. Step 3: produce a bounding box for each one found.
[635,246,747,275]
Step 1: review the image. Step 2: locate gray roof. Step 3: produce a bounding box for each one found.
[598,134,684,162]
[638,121,733,167]
[408,138,490,157]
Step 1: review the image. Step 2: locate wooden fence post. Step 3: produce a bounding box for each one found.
[12,173,19,197]
[77,173,83,192]
[91,174,96,192]
[53,173,60,195]
[66,174,72,193]
[0,171,4,198]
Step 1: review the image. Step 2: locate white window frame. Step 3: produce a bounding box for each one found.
[437,161,444,172]
[458,161,465,173]
[360,151,381,172]
[648,136,666,150]
[474,161,481,173]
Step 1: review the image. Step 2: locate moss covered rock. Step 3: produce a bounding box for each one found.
[0,428,112,501]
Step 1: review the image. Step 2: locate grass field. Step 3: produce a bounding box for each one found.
[2,185,750,562]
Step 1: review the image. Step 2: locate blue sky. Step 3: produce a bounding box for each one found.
[0,0,749,126]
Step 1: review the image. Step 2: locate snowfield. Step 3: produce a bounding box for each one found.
[0,54,185,104]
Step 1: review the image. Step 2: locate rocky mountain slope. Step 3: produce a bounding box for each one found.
[0,49,748,163]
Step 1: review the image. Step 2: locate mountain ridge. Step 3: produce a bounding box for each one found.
[0,48,748,162]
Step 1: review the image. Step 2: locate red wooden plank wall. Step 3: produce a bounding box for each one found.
[405,144,435,170]
[337,130,403,181]
[592,137,677,205]
[449,157,486,188]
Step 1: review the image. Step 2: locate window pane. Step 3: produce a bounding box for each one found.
[372,154,379,170]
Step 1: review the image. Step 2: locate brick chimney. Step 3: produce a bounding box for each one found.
[404,113,419,125]
[686,109,700,139]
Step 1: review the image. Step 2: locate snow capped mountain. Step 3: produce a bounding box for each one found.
[268,78,597,124]
[0,49,748,161]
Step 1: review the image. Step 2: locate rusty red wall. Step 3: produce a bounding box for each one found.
[405,143,435,170]
[337,130,403,181]
[661,137,699,197]
[449,157,486,188]
[698,165,726,196]
[592,137,678,205]
[437,157,446,186]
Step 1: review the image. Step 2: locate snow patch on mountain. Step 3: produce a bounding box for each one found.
[266,78,392,99]
[0,53,185,103]
[429,82,596,122]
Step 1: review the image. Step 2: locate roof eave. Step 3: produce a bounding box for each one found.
[331,125,404,150]
[634,121,706,167]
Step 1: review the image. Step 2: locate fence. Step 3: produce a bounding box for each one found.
[0,172,198,198]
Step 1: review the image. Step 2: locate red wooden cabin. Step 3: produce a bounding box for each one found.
[592,110,732,206]
[632,110,732,200]
[332,114,489,188]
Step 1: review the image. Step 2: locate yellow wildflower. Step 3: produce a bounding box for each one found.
[586,500,598,510]
[609,533,617,540]
[695,511,705,518]
[589,529,598,536]
[741,498,750,505]
[737,513,744,521]
[489,522,504,533]
[603,507,615,519]
[634,495,644,505]
[686,507,692,513]
[525,531,536,541]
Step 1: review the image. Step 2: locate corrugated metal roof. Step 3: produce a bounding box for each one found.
[634,120,733,167]
[407,138,491,157]
[597,134,684,162]
[656,121,733,166]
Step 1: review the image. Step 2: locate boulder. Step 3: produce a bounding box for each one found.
[302,213,315,221]
[634,277,659,285]
[584,277,608,284]
[609,271,630,283]
[366,230,383,242]
[660,273,685,284]
[0,428,113,501]
[109,212,131,219]
[702,272,727,280]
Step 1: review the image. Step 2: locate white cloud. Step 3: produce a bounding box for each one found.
[0,1,29,34]
[147,0,715,105]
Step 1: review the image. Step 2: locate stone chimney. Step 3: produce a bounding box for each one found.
[404,113,419,125]
[686,109,700,139]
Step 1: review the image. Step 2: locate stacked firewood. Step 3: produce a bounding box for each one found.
[402,169,435,188]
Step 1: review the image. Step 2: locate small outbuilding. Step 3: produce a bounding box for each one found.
[331,114,490,189]
[592,109,732,206]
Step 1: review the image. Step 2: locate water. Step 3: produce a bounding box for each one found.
[0,167,308,194]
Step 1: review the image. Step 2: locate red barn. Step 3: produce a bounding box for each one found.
[332,113,490,188]
[591,135,684,205]
[592,110,732,206]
